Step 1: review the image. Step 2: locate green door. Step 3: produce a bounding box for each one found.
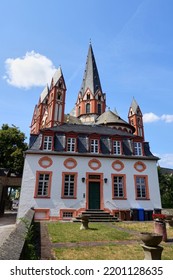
[89,182,100,209]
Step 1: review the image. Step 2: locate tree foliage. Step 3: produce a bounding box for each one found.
[158,166,173,208]
[0,124,28,174]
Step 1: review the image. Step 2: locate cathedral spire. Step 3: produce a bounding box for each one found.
[80,43,102,96]
[76,44,106,123]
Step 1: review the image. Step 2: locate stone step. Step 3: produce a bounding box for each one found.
[73,209,119,222]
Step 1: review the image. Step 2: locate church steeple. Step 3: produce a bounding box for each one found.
[30,67,66,134]
[76,43,106,123]
[128,98,144,140]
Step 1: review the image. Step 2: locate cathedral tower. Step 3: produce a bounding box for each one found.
[128,98,144,140]
[30,67,66,134]
[75,43,106,124]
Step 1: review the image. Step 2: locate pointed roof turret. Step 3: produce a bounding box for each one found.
[40,85,49,103]
[80,43,102,96]
[50,66,66,89]
[129,97,140,115]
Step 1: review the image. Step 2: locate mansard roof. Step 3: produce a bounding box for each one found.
[44,123,134,137]
[28,124,158,160]
[79,43,102,96]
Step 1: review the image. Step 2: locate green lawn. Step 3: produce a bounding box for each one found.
[46,221,173,260]
[47,222,132,243]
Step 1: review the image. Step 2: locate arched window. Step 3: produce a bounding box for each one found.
[57,91,61,100]
[86,103,90,114]
[78,106,81,116]
[87,94,90,100]
[97,103,101,115]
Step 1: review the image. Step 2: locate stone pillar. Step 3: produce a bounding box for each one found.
[80,216,90,230]
[141,244,163,260]
[154,221,167,242]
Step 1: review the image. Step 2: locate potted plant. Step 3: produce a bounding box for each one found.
[139,232,163,247]
[152,214,167,242]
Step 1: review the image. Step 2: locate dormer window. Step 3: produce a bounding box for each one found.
[90,139,99,153]
[43,136,52,150]
[134,142,142,156]
[113,140,121,155]
[98,95,101,101]
[67,137,76,152]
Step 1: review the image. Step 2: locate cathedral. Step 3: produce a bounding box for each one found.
[17,44,161,221]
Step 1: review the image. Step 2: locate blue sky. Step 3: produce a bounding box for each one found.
[0,0,173,168]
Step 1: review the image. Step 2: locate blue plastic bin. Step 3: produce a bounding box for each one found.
[138,208,144,221]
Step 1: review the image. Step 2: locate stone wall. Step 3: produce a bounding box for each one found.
[0,209,34,260]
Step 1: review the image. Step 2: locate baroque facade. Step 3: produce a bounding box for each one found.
[18,44,161,221]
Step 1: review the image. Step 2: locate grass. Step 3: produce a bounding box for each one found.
[46,221,173,260]
[54,244,143,260]
[47,222,132,243]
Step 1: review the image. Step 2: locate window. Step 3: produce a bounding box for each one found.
[43,136,52,150]
[112,175,126,199]
[135,175,149,199]
[35,171,52,198]
[78,106,81,116]
[67,138,76,152]
[87,94,90,100]
[138,127,143,137]
[57,91,61,100]
[90,139,99,153]
[113,140,121,155]
[62,173,77,198]
[97,103,101,114]
[86,103,90,114]
[63,212,73,218]
[134,142,142,155]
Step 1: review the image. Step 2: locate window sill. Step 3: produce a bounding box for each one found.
[112,197,127,200]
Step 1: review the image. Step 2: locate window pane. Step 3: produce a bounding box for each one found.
[64,174,75,197]
[136,177,146,198]
[37,173,49,196]
[113,141,121,155]
[43,136,52,150]
[113,176,124,198]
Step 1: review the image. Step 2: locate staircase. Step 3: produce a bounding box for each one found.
[73,210,119,222]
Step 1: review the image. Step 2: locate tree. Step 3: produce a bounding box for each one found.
[0,124,28,174]
[158,167,173,208]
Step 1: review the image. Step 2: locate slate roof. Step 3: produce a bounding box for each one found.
[64,114,82,124]
[95,110,135,131]
[40,85,49,103]
[43,123,134,137]
[51,67,63,87]
[79,44,102,96]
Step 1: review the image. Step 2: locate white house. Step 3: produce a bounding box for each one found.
[17,44,161,221]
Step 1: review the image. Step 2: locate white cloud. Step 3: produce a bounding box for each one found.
[156,153,173,169]
[143,113,160,123]
[4,51,56,89]
[160,114,173,123]
[143,112,173,123]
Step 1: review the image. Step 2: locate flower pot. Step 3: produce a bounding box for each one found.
[139,232,163,247]
[154,221,167,242]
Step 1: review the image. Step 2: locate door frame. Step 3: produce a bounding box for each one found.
[86,172,104,210]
